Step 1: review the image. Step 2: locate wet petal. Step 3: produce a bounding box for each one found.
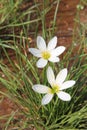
[42,93,54,105]
[47,66,55,86]
[29,48,41,57]
[51,46,65,56]
[56,68,67,84]
[49,56,60,62]
[32,85,50,93]
[47,36,57,50]
[57,91,71,101]
[36,58,47,68]
[37,36,46,51]
[60,80,76,90]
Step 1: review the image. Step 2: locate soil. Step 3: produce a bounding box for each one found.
[0,0,87,129]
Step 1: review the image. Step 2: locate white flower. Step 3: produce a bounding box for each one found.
[32,66,76,105]
[29,36,65,68]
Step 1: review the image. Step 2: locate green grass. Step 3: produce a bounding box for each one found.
[0,0,87,129]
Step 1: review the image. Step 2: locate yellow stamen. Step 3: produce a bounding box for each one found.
[50,84,60,94]
[42,51,51,60]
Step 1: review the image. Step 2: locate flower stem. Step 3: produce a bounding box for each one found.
[46,97,58,125]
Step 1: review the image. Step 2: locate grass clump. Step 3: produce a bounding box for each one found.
[0,0,87,129]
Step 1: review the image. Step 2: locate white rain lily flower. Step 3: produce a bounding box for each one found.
[29,36,65,68]
[32,66,76,105]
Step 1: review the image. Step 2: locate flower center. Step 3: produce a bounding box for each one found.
[42,51,51,60]
[50,85,60,94]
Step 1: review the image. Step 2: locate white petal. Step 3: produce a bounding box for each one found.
[47,36,57,50]
[29,48,41,57]
[56,68,67,84]
[49,56,60,62]
[51,46,65,56]
[42,93,54,105]
[37,36,46,51]
[60,80,76,90]
[57,91,71,101]
[47,66,55,86]
[36,58,47,68]
[32,85,50,93]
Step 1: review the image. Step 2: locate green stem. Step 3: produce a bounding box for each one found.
[46,97,58,125]
[52,0,60,36]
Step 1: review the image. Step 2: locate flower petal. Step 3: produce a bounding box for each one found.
[47,66,55,86]
[37,36,46,51]
[36,58,47,68]
[60,80,76,90]
[32,84,50,93]
[47,36,57,50]
[56,68,67,84]
[51,46,65,56]
[42,93,54,105]
[29,48,41,57]
[49,56,60,63]
[57,91,71,101]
